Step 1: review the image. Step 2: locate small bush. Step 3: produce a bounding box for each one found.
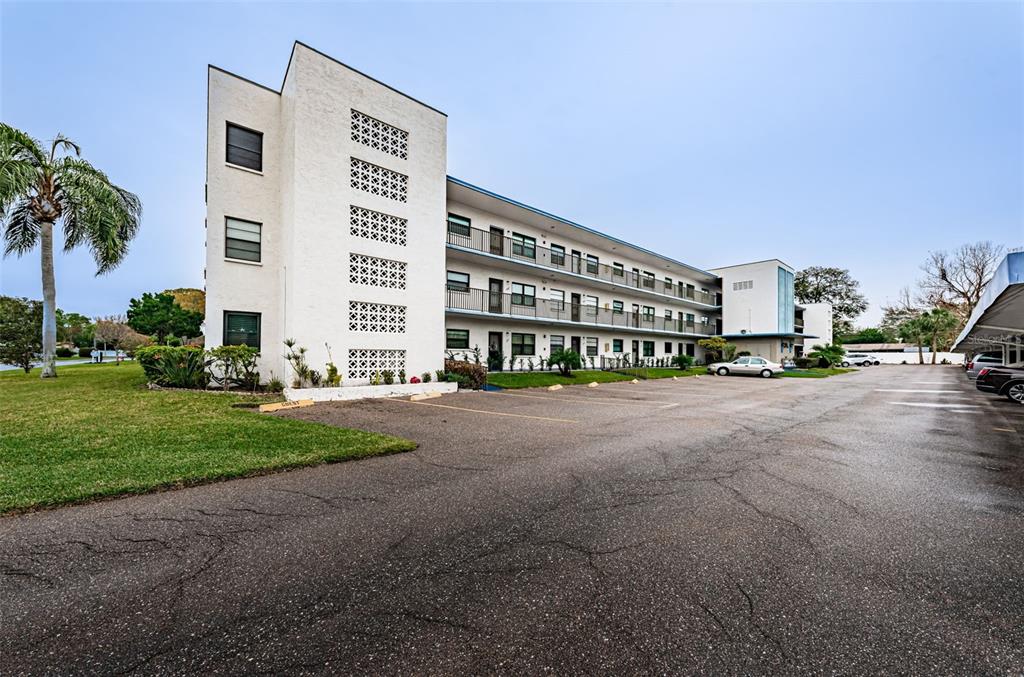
[435,369,446,383]
[794,357,814,369]
[422,371,432,383]
[548,348,582,376]
[410,376,421,384]
[265,376,285,393]
[78,347,92,358]
[444,359,487,389]
[55,347,74,358]
[671,354,695,370]
[135,346,209,388]
[381,369,395,385]
[398,369,406,384]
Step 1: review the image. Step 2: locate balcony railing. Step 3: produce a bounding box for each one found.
[446,224,719,306]
[445,288,717,336]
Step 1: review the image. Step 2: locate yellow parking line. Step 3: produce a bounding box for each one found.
[391,398,577,423]
[994,427,1015,432]
[489,390,676,407]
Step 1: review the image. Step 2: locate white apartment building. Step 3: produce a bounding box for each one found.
[205,42,808,383]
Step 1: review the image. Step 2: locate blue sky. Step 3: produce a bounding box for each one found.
[1,2,1021,325]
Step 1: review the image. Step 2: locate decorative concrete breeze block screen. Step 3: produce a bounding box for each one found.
[347,348,406,380]
[349,205,407,246]
[350,157,408,203]
[351,110,409,160]
[348,300,406,333]
[349,253,407,289]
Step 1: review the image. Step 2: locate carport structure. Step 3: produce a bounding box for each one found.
[952,250,1024,363]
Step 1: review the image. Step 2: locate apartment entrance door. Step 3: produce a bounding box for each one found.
[631,340,640,362]
[571,250,582,274]
[571,336,582,354]
[570,293,581,322]
[489,278,503,314]
[489,227,503,256]
[488,331,503,371]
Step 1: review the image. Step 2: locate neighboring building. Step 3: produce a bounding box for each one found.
[952,249,1023,365]
[709,259,816,362]
[798,302,834,355]
[205,42,808,382]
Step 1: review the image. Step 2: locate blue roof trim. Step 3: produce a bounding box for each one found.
[720,332,816,339]
[446,176,718,280]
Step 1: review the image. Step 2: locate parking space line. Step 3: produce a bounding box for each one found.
[887,401,981,409]
[391,398,578,423]
[875,389,968,394]
[488,391,676,407]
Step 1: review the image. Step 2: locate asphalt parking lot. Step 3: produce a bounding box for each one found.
[1,365,1022,673]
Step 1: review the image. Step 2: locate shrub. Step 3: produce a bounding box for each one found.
[55,347,74,358]
[422,371,432,383]
[381,370,395,385]
[135,346,209,388]
[446,372,470,388]
[671,354,695,370]
[794,357,814,369]
[410,375,421,384]
[444,359,487,389]
[164,334,183,347]
[435,369,446,383]
[78,347,92,358]
[208,345,260,392]
[398,369,407,384]
[265,375,285,393]
[549,348,582,376]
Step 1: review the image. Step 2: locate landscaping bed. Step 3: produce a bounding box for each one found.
[485,370,635,389]
[0,363,415,513]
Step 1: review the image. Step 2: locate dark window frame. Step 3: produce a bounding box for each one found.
[642,341,655,357]
[511,332,536,356]
[225,122,263,172]
[585,254,599,274]
[612,339,623,353]
[511,282,536,307]
[612,262,625,277]
[446,270,470,292]
[612,300,624,314]
[586,337,598,357]
[550,244,566,266]
[223,310,261,350]
[446,328,470,349]
[224,216,262,263]
[510,232,536,260]
[447,213,471,237]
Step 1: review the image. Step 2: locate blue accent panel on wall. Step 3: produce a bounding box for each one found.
[777,267,794,333]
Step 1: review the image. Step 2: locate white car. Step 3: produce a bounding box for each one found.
[841,353,879,367]
[708,356,782,378]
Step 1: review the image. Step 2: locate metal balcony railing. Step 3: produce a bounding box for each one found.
[445,287,718,336]
[446,224,719,306]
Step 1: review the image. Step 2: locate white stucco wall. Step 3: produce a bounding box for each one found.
[712,259,792,335]
[800,302,833,348]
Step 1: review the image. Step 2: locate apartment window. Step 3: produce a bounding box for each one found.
[226,123,262,171]
[612,300,624,314]
[700,315,709,324]
[446,329,470,349]
[447,213,471,237]
[224,217,261,262]
[223,311,260,349]
[613,262,624,277]
[511,232,536,259]
[550,289,565,310]
[550,244,566,266]
[664,309,673,320]
[665,342,673,354]
[642,305,655,319]
[643,271,655,288]
[732,280,754,291]
[446,271,470,292]
[511,282,535,306]
[665,277,673,288]
[643,341,655,357]
[585,254,599,274]
[612,339,623,353]
[582,295,599,316]
[586,337,598,357]
[550,335,565,352]
[685,313,695,323]
[511,333,536,356]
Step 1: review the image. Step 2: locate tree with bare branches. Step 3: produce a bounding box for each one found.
[919,241,1004,321]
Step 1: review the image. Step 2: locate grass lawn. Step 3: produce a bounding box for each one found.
[777,367,855,378]
[485,369,634,389]
[612,367,705,380]
[0,363,415,513]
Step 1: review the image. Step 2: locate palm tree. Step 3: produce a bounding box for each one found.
[899,315,929,364]
[0,124,141,377]
[808,342,845,367]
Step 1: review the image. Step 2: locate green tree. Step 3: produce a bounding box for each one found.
[838,327,894,345]
[920,308,960,364]
[898,315,929,364]
[127,292,203,342]
[548,348,582,377]
[698,337,736,363]
[163,287,205,315]
[0,296,43,373]
[56,310,94,347]
[795,266,869,337]
[0,124,141,378]
[808,342,846,367]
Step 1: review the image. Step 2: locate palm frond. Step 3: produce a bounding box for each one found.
[0,123,45,215]
[2,200,40,256]
[54,156,142,274]
[50,133,81,162]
